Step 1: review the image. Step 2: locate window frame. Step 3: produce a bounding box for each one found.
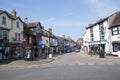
[112,26,120,35]
[0,29,9,39]
[2,16,6,25]
[99,23,105,40]
[90,28,94,41]
[16,21,20,28]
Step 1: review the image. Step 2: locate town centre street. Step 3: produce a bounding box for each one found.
[0,52,120,80]
[0,53,120,80]
[0,52,120,71]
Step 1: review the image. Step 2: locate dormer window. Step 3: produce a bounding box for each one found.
[16,21,19,28]
[2,16,6,25]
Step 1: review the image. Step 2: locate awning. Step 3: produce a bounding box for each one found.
[112,41,120,44]
[50,41,54,46]
[89,40,107,45]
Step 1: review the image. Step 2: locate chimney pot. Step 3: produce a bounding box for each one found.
[63,35,65,38]
[11,9,16,17]
[49,28,52,33]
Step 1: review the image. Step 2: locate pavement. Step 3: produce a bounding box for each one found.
[0,51,120,71]
[0,58,54,71]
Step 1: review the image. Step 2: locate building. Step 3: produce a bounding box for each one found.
[108,12,120,57]
[0,9,59,60]
[56,36,65,53]
[77,38,83,49]
[0,9,24,59]
[57,35,76,53]
[83,11,120,56]
[83,29,90,54]
[23,21,42,58]
[49,28,58,55]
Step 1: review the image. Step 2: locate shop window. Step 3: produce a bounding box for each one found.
[113,44,118,52]
[118,43,120,51]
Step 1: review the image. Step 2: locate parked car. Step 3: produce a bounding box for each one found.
[75,48,80,52]
[66,49,71,53]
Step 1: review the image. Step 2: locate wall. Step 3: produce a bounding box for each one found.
[9,19,23,42]
[0,13,12,29]
[42,36,49,43]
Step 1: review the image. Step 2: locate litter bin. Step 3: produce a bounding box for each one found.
[49,54,52,59]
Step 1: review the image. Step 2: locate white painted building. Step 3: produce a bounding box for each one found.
[83,11,120,56]
[108,12,120,57]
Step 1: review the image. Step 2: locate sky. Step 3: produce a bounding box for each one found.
[0,0,120,41]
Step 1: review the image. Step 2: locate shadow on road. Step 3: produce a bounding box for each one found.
[0,59,22,65]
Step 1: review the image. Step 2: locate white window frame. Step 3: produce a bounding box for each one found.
[0,29,8,39]
[2,16,6,25]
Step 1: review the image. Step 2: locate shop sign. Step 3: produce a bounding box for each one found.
[21,38,26,42]
[45,43,50,47]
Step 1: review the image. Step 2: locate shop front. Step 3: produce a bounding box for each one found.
[0,39,10,60]
[112,41,120,56]
[9,42,23,59]
[0,40,23,60]
[89,41,106,55]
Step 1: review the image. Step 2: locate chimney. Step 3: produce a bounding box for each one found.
[11,9,16,17]
[68,36,71,39]
[88,24,92,26]
[42,26,44,29]
[49,28,52,34]
[63,35,65,38]
[99,18,103,21]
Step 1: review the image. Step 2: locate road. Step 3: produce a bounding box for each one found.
[0,52,120,80]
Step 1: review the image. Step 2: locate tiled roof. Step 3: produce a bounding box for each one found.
[25,22,40,28]
[41,29,50,37]
[23,26,34,35]
[86,11,120,29]
[109,11,120,28]
[0,9,24,23]
[0,10,3,14]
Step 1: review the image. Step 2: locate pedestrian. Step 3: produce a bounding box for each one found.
[27,48,32,60]
[90,49,93,57]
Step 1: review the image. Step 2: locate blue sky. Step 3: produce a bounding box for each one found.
[0,0,120,41]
